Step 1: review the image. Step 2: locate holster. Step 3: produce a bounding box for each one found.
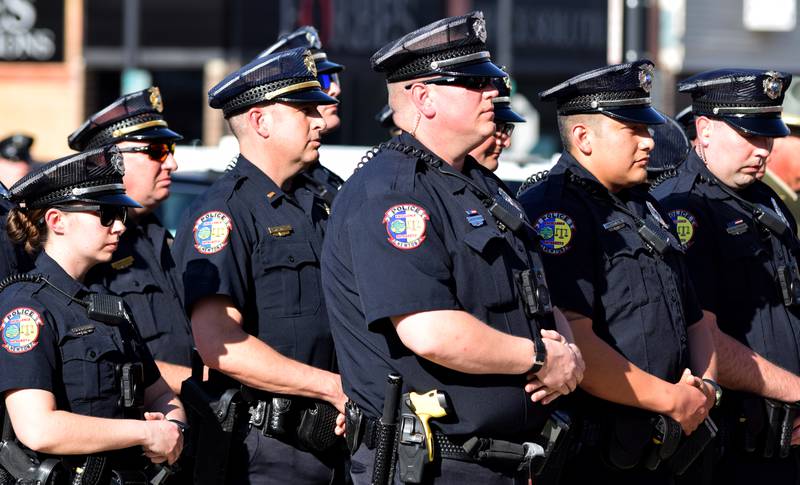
[248,393,341,453]
[531,410,575,484]
[739,396,800,459]
[180,369,245,485]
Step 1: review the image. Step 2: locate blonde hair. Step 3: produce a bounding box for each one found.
[7,208,47,255]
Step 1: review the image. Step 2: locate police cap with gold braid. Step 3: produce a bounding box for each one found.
[68,87,182,151]
[259,26,344,74]
[371,11,505,82]
[678,68,792,137]
[539,60,665,125]
[208,47,338,118]
[5,146,141,209]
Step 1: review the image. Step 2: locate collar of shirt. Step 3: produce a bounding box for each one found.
[232,154,288,207]
[34,251,89,299]
[681,151,730,200]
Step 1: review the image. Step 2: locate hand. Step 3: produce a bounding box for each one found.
[669,369,713,435]
[141,412,183,465]
[335,413,346,437]
[525,330,584,404]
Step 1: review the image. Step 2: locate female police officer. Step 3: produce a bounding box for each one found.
[0,146,185,481]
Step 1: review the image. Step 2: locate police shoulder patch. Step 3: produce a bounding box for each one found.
[384,204,429,250]
[535,211,576,255]
[1,307,43,354]
[668,209,698,247]
[193,210,233,255]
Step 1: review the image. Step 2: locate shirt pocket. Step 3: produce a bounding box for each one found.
[255,239,322,318]
[458,225,517,308]
[602,232,650,318]
[59,331,123,412]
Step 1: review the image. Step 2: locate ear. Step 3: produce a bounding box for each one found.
[44,208,66,236]
[572,123,592,156]
[407,83,436,118]
[695,116,712,148]
[247,106,271,139]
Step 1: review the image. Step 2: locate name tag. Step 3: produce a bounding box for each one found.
[111,255,134,270]
[268,225,293,237]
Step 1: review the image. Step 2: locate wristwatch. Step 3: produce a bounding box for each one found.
[528,335,547,374]
[702,378,723,408]
[168,419,189,436]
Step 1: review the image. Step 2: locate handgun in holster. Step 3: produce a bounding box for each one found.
[179,350,245,485]
[530,410,574,484]
[397,390,450,484]
[0,409,67,485]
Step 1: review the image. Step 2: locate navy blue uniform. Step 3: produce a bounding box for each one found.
[301,161,344,206]
[322,133,552,484]
[0,198,33,280]
[86,213,192,367]
[518,152,702,483]
[652,151,800,483]
[172,155,338,484]
[0,252,160,467]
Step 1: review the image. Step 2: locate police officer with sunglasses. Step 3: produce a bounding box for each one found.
[0,146,185,482]
[260,26,346,208]
[67,87,195,401]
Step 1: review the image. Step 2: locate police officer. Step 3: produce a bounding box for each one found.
[0,135,35,280]
[0,147,185,481]
[645,110,691,184]
[321,12,583,484]
[651,69,800,484]
[172,47,346,484]
[469,74,526,172]
[764,78,800,228]
[67,87,193,395]
[261,26,346,204]
[517,61,717,484]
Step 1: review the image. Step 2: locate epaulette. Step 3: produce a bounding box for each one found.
[516,170,550,197]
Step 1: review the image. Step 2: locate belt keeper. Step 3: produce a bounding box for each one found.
[519,442,545,471]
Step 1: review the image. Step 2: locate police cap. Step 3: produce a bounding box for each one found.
[678,69,791,137]
[259,26,344,74]
[674,106,696,140]
[539,60,665,125]
[209,47,338,118]
[6,146,141,209]
[493,75,525,123]
[646,110,691,176]
[0,134,33,163]
[371,11,505,82]
[69,87,182,151]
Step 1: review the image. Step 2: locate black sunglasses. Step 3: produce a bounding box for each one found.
[497,123,515,136]
[404,76,493,91]
[53,204,128,227]
[118,142,176,163]
[317,72,340,91]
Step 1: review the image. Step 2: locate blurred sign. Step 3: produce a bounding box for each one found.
[743,0,796,31]
[0,0,64,62]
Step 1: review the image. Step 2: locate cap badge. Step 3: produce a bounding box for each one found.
[305,32,315,45]
[639,65,654,93]
[473,18,487,43]
[149,87,164,113]
[110,150,125,175]
[304,52,317,77]
[503,76,512,91]
[763,71,783,100]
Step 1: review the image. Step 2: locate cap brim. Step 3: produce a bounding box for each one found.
[93,193,143,208]
[124,126,184,142]
[440,60,507,79]
[275,88,338,105]
[317,60,344,74]
[494,105,526,123]
[603,106,666,125]
[722,115,789,137]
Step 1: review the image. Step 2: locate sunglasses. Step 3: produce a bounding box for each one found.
[317,72,340,91]
[404,76,493,90]
[53,204,128,227]
[497,123,515,137]
[118,142,176,163]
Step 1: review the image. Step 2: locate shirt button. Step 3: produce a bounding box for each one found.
[88,350,96,358]
[288,256,296,263]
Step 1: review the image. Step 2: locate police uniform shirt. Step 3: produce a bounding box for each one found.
[652,151,800,374]
[0,252,160,418]
[321,133,553,440]
[172,155,335,371]
[301,161,344,206]
[85,213,193,367]
[518,152,701,384]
